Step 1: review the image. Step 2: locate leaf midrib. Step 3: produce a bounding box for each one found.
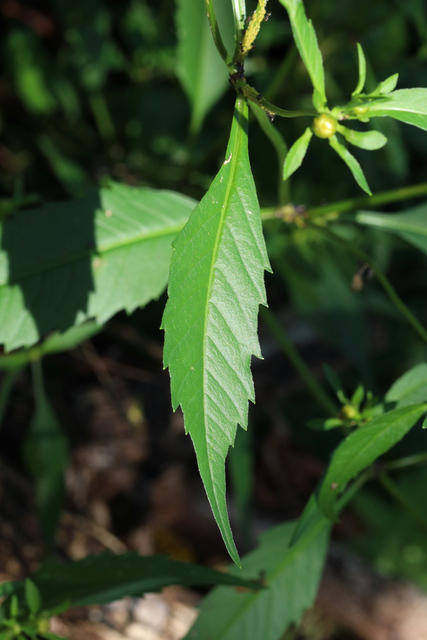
[0,223,185,287]
[202,108,244,460]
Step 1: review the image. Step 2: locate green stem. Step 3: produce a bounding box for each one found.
[378,472,427,532]
[314,225,427,345]
[249,102,289,205]
[260,307,338,416]
[231,0,245,59]
[88,93,116,141]
[204,0,232,65]
[260,181,427,222]
[308,182,427,219]
[382,452,427,472]
[31,358,46,410]
[264,47,298,103]
[0,369,21,428]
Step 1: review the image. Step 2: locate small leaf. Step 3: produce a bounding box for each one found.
[10,553,262,616]
[318,403,427,519]
[283,128,313,180]
[385,363,427,407]
[328,135,372,195]
[24,580,41,616]
[278,0,327,108]
[372,73,399,96]
[184,518,330,640]
[323,364,347,403]
[352,43,367,96]
[350,384,365,408]
[356,203,427,255]
[307,418,343,431]
[162,97,270,564]
[175,0,233,134]
[337,125,387,150]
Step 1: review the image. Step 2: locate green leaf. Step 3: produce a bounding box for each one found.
[23,361,69,545]
[175,0,233,134]
[323,365,346,404]
[162,97,270,564]
[337,125,387,150]
[278,0,326,109]
[318,403,427,519]
[374,73,399,95]
[24,580,41,616]
[385,363,427,408]
[307,418,343,431]
[351,89,427,132]
[356,203,427,255]
[0,183,195,352]
[352,43,366,96]
[0,322,103,372]
[328,135,372,195]
[283,128,313,180]
[184,518,330,640]
[10,553,262,616]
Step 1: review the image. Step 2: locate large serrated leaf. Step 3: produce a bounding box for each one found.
[3,552,262,618]
[0,183,195,352]
[175,0,233,134]
[185,517,330,640]
[356,203,427,255]
[318,403,427,520]
[162,97,270,564]
[278,0,326,109]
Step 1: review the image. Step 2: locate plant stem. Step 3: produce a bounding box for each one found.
[308,182,427,219]
[260,307,338,416]
[382,452,427,472]
[0,369,20,428]
[249,102,289,205]
[378,471,427,532]
[314,225,427,346]
[264,47,298,103]
[260,181,427,221]
[204,0,232,65]
[231,0,245,59]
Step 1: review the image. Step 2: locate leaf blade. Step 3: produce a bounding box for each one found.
[278,0,326,108]
[351,89,427,132]
[0,184,195,352]
[329,135,372,195]
[283,128,313,179]
[162,97,270,564]
[318,403,427,519]
[185,517,330,640]
[356,203,427,255]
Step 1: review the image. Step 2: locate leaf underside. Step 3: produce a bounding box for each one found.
[162,97,270,564]
[0,183,195,352]
[358,89,427,131]
[356,203,427,255]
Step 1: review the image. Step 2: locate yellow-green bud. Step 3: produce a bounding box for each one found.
[312,113,337,139]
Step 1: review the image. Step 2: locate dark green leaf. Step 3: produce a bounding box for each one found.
[176,0,233,133]
[24,580,41,616]
[329,135,372,195]
[318,403,427,519]
[385,363,427,407]
[283,128,313,180]
[162,97,270,564]
[278,0,326,109]
[0,183,195,352]
[23,362,69,545]
[11,553,262,616]
[337,125,387,150]
[185,518,330,640]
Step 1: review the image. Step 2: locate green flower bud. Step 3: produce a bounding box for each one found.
[312,113,337,139]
